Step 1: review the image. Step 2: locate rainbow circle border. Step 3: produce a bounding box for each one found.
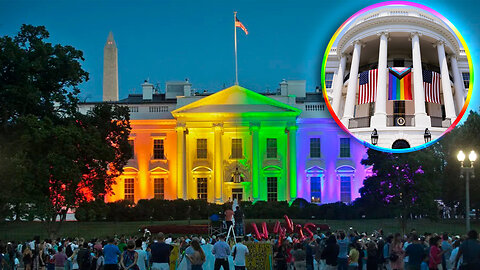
[321,1,474,153]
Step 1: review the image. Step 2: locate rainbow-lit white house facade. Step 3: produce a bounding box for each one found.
[78,33,371,205]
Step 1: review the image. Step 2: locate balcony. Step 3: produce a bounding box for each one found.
[348,116,371,129]
[387,115,414,127]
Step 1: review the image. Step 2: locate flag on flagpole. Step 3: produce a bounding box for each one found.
[235,16,248,35]
[423,70,441,104]
[358,69,378,104]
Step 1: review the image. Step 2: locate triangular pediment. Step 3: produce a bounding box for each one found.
[171,85,301,116]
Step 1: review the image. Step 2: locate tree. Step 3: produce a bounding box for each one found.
[358,148,443,234]
[437,110,480,214]
[0,25,132,236]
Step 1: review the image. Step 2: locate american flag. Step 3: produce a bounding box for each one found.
[235,16,248,35]
[423,70,441,104]
[358,69,378,104]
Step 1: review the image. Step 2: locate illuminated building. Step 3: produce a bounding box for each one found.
[325,6,469,149]
[78,33,370,204]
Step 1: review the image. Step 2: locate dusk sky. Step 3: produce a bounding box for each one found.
[1,0,479,115]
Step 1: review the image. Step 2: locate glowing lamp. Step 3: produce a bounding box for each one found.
[469,151,477,162]
[457,150,466,162]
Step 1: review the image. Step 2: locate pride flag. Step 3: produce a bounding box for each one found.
[388,67,412,101]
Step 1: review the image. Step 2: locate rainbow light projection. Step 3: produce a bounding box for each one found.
[321,1,474,153]
[106,85,370,204]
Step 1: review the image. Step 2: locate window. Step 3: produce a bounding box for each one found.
[231,139,242,159]
[153,139,165,159]
[462,72,470,89]
[196,139,207,159]
[325,72,334,88]
[311,177,321,203]
[197,178,208,200]
[340,138,350,158]
[266,138,277,158]
[340,176,351,203]
[154,178,164,199]
[128,139,135,157]
[310,138,321,158]
[124,178,134,202]
[267,177,278,202]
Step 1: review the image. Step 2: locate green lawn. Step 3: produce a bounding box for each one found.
[2,219,480,241]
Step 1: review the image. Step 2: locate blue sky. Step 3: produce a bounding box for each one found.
[0,0,479,117]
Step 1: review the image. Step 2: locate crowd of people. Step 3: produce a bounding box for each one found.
[1,228,480,270]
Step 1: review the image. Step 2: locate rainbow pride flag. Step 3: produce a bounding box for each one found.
[388,67,412,101]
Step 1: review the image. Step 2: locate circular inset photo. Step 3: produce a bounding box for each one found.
[322,1,473,152]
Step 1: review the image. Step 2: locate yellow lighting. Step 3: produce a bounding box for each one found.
[457,150,466,162]
[469,151,477,162]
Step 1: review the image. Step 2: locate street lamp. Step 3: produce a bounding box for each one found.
[458,150,476,232]
[424,128,431,143]
[371,129,378,145]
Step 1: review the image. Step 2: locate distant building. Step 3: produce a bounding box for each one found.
[78,33,371,204]
[325,6,469,149]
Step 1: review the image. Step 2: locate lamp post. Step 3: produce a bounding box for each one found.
[457,150,477,232]
[371,129,378,145]
[424,128,431,143]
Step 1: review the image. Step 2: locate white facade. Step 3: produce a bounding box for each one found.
[325,6,470,149]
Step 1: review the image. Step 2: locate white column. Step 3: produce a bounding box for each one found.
[176,124,187,199]
[332,54,347,115]
[213,123,223,203]
[341,40,362,127]
[371,32,389,128]
[449,55,466,114]
[437,41,456,122]
[411,32,430,127]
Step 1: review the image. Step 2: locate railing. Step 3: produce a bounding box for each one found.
[305,104,325,111]
[387,115,415,127]
[348,116,371,129]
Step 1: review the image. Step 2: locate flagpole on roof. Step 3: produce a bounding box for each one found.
[234,11,239,85]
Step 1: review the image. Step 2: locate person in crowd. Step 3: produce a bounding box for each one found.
[449,239,462,270]
[185,238,205,270]
[384,235,393,270]
[321,234,339,270]
[304,238,315,270]
[224,208,234,233]
[212,234,230,270]
[390,233,405,270]
[134,240,147,270]
[232,236,249,270]
[150,233,173,270]
[274,244,288,270]
[366,241,378,270]
[120,241,138,270]
[405,233,425,270]
[337,231,349,270]
[347,243,359,270]
[453,230,480,270]
[94,249,104,270]
[53,246,68,270]
[234,206,244,236]
[77,243,91,270]
[429,236,446,270]
[441,233,453,270]
[420,254,429,270]
[103,238,121,270]
[23,245,33,270]
[292,242,306,270]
